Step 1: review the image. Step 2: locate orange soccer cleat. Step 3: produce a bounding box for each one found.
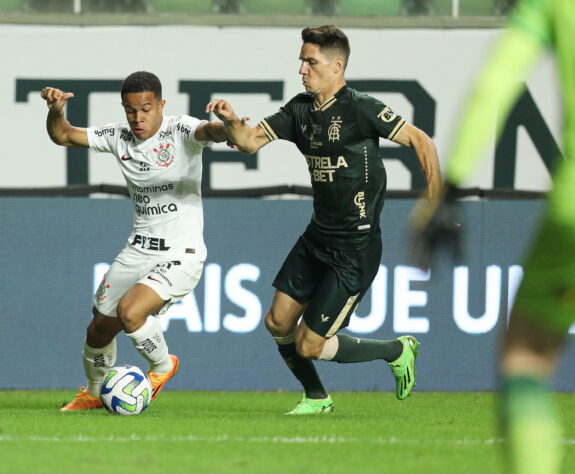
[60,386,103,412]
[147,354,180,401]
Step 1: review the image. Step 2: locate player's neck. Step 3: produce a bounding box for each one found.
[314,80,346,107]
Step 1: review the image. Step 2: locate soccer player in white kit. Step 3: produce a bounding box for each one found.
[41,71,228,411]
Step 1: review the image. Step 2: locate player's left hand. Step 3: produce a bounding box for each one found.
[410,183,462,269]
[206,98,238,122]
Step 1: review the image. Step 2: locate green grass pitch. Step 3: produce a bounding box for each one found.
[2,390,575,473]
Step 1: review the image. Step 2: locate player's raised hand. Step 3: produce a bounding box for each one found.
[205,98,238,122]
[410,183,462,269]
[41,87,75,113]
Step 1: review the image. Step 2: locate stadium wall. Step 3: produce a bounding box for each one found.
[4,24,561,191]
[3,196,575,391]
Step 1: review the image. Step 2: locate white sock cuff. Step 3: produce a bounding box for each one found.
[273,331,296,345]
[318,336,339,361]
[83,338,116,356]
[126,316,157,340]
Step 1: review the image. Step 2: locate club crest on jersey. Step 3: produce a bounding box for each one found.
[153,143,174,168]
[328,116,342,142]
[96,277,110,301]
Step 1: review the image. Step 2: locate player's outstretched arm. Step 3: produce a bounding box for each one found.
[195,121,228,143]
[41,87,88,147]
[205,98,270,154]
[446,27,542,185]
[409,26,542,269]
[392,122,442,200]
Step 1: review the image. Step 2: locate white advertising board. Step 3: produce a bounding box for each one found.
[2,24,561,190]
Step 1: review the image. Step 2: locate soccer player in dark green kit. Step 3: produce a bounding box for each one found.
[207,25,441,414]
[413,0,574,471]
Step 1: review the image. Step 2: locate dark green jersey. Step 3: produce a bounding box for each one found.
[260,85,405,249]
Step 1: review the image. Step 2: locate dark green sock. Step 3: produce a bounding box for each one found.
[277,342,328,399]
[502,375,562,474]
[332,334,402,363]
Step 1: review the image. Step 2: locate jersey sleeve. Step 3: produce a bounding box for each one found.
[355,95,406,141]
[259,99,298,143]
[510,0,553,47]
[87,123,122,153]
[176,115,207,151]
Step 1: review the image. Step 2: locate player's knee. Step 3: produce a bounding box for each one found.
[116,299,143,332]
[295,339,322,360]
[265,309,286,336]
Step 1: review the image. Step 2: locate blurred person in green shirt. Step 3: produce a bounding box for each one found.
[413,1,574,472]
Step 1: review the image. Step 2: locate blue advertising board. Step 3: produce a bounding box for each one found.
[1,197,573,391]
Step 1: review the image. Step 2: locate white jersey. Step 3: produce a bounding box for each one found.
[87,115,210,261]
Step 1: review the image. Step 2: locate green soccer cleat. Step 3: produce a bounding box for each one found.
[388,336,420,400]
[285,395,335,415]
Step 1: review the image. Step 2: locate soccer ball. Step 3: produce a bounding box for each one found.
[100,365,152,415]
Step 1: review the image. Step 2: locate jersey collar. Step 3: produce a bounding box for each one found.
[313,84,347,112]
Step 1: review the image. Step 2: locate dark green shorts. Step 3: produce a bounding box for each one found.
[273,232,382,337]
[514,215,575,333]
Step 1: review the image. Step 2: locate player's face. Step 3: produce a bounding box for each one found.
[299,43,337,94]
[121,92,165,140]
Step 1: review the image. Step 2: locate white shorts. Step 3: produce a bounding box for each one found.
[93,246,204,317]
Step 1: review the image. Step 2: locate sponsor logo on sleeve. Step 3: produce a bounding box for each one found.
[377,106,396,123]
[176,123,192,136]
[94,127,115,137]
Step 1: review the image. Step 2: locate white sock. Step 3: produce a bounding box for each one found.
[126,316,172,373]
[83,339,117,397]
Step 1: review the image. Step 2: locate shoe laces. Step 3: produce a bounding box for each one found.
[147,372,163,388]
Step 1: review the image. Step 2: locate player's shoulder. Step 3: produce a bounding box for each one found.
[163,114,202,138]
[343,87,381,106]
[90,121,130,141]
[91,121,125,133]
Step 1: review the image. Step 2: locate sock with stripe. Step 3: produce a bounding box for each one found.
[331,334,403,363]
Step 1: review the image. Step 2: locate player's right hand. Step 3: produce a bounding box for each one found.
[410,183,462,270]
[40,87,75,112]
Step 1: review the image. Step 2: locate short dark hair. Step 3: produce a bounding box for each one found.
[121,71,162,100]
[301,25,350,68]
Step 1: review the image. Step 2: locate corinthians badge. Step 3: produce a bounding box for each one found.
[153,143,175,167]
